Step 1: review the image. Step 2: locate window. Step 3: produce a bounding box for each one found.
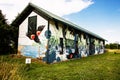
[28,16,37,34]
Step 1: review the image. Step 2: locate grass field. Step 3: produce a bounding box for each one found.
[106,49,120,53]
[0,51,120,80]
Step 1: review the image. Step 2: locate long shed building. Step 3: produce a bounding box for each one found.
[12,3,106,63]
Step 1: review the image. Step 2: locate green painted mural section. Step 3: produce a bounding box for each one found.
[48,21,104,63]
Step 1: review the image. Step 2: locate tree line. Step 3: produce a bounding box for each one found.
[105,43,120,49]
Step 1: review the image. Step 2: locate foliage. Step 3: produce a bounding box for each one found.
[105,43,120,49]
[0,52,120,80]
[0,10,18,54]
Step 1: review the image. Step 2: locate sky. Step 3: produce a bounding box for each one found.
[0,0,120,44]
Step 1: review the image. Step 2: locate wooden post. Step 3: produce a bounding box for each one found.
[46,19,50,64]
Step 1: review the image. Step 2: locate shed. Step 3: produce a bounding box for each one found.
[12,3,106,63]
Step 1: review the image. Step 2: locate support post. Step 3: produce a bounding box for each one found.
[46,19,50,64]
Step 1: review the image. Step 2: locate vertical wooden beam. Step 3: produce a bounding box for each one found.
[46,19,50,64]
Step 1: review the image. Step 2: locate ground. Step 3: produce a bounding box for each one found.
[0,50,120,80]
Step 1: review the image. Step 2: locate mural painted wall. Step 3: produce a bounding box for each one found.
[18,11,48,58]
[18,11,104,63]
[47,20,105,63]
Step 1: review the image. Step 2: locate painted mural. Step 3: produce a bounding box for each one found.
[18,11,104,63]
[47,20,105,63]
[18,12,48,59]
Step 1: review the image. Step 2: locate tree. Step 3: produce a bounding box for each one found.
[105,44,110,49]
[0,10,18,54]
[105,43,120,49]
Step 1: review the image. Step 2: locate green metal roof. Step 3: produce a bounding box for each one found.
[11,3,106,41]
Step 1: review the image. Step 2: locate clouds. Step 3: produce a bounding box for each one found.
[0,0,31,23]
[0,0,94,23]
[32,0,94,16]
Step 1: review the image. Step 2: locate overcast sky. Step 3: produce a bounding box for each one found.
[0,0,120,44]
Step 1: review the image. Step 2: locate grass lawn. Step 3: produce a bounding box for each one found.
[0,52,120,80]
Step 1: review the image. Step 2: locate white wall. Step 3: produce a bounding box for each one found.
[18,11,48,58]
[18,11,48,45]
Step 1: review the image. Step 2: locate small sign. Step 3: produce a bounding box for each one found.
[25,58,31,64]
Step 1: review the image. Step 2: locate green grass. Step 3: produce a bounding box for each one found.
[0,52,120,80]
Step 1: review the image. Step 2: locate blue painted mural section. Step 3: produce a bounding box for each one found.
[43,50,61,63]
[21,45,40,58]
